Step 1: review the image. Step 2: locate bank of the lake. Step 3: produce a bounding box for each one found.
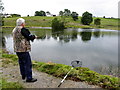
[3,16,119,30]
[1,49,119,89]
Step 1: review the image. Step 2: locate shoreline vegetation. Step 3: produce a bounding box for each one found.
[2,16,119,30]
[1,49,119,89]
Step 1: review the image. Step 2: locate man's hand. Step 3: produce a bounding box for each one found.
[35,35,38,39]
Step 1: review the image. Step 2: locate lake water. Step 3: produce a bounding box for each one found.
[2,28,119,76]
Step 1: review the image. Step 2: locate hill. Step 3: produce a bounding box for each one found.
[3,16,119,30]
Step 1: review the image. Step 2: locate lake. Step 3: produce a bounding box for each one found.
[2,28,119,76]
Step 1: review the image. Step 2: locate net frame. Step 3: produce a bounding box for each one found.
[71,60,82,68]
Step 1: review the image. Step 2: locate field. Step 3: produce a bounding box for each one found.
[3,16,119,30]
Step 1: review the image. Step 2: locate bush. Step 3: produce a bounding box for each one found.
[52,18,65,30]
[71,12,79,21]
[94,18,101,25]
[35,10,46,16]
[81,11,93,25]
[11,14,21,17]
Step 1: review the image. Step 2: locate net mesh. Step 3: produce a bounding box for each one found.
[71,60,82,68]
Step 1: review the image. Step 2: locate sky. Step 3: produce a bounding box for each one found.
[2,0,119,18]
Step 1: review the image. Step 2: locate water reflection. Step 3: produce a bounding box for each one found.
[71,30,78,41]
[35,31,46,40]
[0,32,6,48]
[52,29,78,43]
[34,29,105,43]
[94,64,119,77]
[52,29,64,41]
[80,31,92,42]
[93,29,101,38]
[2,36,6,48]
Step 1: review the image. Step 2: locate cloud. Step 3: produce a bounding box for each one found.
[2,0,119,17]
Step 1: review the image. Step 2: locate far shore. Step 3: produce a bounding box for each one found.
[2,26,119,31]
[3,16,119,30]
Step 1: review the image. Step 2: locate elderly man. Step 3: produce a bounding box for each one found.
[12,18,37,82]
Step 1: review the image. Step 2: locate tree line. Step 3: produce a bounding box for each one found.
[35,9,79,21]
[35,9,101,26]
[50,9,101,30]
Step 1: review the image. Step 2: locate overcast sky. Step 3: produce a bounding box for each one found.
[2,0,119,18]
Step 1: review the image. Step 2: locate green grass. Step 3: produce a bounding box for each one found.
[3,16,119,30]
[2,49,120,89]
[2,54,18,67]
[3,16,54,27]
[97,18,118,30]
[1,78,23,89]
[0,49,23,89]
[32,61,119,89]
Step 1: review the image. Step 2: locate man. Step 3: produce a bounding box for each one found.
[12,18,37,82]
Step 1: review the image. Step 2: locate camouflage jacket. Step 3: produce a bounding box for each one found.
[12,26,35,52]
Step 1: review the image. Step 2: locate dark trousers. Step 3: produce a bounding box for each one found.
[16,52,32,80]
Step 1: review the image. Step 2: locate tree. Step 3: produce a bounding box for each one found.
[39,10,46,16]
[35,10,46,16]
[103,16,105,18]
[35,11,40,16]
[52,18,65,30]
[94,18,101,25]
[11,14,21,17]
[0,0,4,12]
[59,9,71,17]
[71,12,79,21]
[46,11,51,16]
[81,11,93,25]
[0,0,4,26]
[59,11,64,16]
[64,9,71,16]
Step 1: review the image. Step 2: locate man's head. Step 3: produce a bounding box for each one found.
[16,18,25,27]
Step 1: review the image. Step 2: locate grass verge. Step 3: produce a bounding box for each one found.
[32,61,119,89]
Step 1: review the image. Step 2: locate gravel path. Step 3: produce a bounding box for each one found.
[2,63,101,88]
